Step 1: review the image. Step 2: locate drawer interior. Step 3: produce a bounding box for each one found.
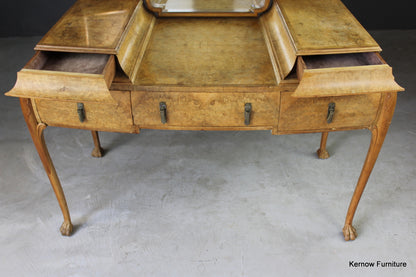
[293,52,402,97]
[7,51,117,102]
[26,51,111,74]
[301,52,383,69]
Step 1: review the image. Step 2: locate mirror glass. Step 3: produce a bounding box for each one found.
[148,0,269,13]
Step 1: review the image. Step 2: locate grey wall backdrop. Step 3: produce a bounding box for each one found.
[0,0,414,37]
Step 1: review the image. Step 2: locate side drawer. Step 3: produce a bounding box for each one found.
[35,91,135,133]
[6,51,116,102]
[294,52,403,97]
[279,92,382,132]
[132,91,279,128]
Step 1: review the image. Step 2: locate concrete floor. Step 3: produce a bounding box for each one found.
[0,30,415,276]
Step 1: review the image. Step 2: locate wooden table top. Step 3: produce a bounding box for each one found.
[134,17,277,86]
[275,0,380,55]
[35,0,140,54]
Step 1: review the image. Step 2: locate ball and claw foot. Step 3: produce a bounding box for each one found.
[343,224,357,241]
[60,221,73,236]
[317,149,330,159]
[91,147,104,158]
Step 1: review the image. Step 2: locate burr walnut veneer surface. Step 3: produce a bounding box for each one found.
[5,0,403,241]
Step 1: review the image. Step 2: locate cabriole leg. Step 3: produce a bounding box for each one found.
[317,132,330,159]
[343,92,397,241]
[20,98,73,236]
[91,131,104,158]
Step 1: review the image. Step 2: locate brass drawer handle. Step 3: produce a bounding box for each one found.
[77,103,85,123]
[160,102,167,124]
[327,102,336,123]
[244,103,252,126]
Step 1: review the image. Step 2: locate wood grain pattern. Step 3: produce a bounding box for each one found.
[35,91,135,133]
[295,54,404,97]
[20,98,73,236]
[133,17,276,86]
[275,0,381,55]
[6,53,116,102]
[35,0,140,54]
[260,2,297,82]
[132,91,279,128]
[4,0,405,240]
[117,1,155,83]
[279,92,382,132]
[343,92,397,241]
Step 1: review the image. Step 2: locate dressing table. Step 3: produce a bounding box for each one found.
[6,0,403,240]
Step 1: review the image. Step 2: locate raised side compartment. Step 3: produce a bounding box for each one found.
[294,52,403,97]
[6,51,116,102]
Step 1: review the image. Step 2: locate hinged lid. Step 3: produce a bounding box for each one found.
[27,0,388,86]
[35,0,140,54]
[276,0,381,55]
[35,0,155,84]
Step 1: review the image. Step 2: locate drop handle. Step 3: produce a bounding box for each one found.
[77,103,85,123]
[244,103,252,126]
[160,102,167,124]
[327,102,336,123]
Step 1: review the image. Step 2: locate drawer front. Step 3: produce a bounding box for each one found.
[132,92,279,128]
[35,91,134,133]
[6,52,116,102]
[294,53,403,97]
[279,92,381,132]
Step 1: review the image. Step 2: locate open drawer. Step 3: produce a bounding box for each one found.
[6,51,116,102]
[294,52,403,97]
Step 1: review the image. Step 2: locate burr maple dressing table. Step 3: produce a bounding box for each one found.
[6,0,403,241]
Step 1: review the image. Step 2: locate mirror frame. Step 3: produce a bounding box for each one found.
[143,0,272,17]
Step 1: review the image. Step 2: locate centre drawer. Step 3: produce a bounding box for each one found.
[132,91,279,128]
[278,92,382,132]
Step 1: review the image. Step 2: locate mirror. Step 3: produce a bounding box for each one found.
[144,0,271,16]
